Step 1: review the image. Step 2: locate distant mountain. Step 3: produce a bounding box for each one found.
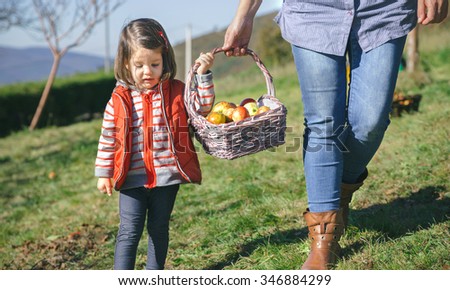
[0,11,278,86]
[0,46,107,85]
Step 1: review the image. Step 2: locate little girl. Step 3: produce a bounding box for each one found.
[95,18,215,270]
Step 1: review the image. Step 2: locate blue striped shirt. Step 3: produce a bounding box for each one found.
[275,0,417,56]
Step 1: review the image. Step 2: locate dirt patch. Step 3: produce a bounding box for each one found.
[8,223,113,269]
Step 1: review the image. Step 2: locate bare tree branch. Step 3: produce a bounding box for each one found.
[0,0,35,30]
[31,0,122,56]
[28,0,124,130]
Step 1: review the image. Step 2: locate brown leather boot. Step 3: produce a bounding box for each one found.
[340,168,368,229]
[301,209,344,270]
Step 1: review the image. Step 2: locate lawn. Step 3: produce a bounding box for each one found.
[0,27,449,270]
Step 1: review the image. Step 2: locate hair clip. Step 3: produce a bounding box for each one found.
[158,31,169,49]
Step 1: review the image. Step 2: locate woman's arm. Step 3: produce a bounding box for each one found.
[222,0,262,56]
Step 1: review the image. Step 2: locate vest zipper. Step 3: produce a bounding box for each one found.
[159,82,192,183]
[143,91,156,188]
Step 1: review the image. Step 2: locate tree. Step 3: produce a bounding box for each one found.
[254,20,292,66]
[28,0,122,131]
[0,0,34,30]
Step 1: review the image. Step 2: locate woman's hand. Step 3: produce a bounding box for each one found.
[222,0,262,57]
[418,0,448,24]
[97,178,113,196]
[195,52,215,75]
[222,16,254,57]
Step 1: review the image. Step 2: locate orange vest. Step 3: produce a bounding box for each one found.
[111,79,202,190]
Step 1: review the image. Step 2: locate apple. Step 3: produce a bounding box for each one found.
[231,106,250,122]
[223,107,235,122]
[206,112,226,124]
[244,102,258,116]
[256,105,270,115]
[240,98,256,107]
[48,171,57,179]
[212,101,236,114]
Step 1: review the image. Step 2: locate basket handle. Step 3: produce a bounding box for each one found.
[184,47,275,117]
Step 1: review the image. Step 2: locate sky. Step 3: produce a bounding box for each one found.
[0,0,282,58]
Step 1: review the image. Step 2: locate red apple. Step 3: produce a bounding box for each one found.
[232,106,250,122]
[240,98,256,107]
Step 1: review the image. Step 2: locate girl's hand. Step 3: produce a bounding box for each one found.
[196,52,215,75]
[418,0,448,24]
[97,178,113,196]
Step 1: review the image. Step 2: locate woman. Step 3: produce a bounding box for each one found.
[222,0,448,270]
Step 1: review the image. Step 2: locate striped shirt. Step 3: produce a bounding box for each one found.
[275,0,417,56]
[95,73,215,189]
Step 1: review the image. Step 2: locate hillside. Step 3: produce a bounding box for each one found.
[0,46,108,85]
[173,12,279,79]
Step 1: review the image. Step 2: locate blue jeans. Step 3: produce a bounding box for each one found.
[114,184,179,270]
[292,34,406,212]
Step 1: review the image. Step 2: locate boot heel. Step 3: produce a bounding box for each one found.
[301,209,344,270]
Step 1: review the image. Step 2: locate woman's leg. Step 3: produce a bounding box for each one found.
[343,35,407,183]
[145,184,179,270]
[114,188,148,270]
[292,45,348,212]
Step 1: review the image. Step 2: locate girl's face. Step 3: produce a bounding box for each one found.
[127,46,163,90]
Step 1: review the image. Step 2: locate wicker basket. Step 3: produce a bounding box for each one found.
[184,48,287,160]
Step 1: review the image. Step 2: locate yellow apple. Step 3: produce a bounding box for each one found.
[223,107,235,122]
[206,112,226,124]
[256,105,270,115]
[244,102,258,116]
[211,101,236,114]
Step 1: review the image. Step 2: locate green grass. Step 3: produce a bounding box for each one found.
[1,27,449,270]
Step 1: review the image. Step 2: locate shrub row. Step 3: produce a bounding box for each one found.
[0,73,116,137]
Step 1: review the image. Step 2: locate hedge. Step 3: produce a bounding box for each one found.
[0,73,116,137]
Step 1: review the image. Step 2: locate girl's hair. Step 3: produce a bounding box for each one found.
[114,18,177,86]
